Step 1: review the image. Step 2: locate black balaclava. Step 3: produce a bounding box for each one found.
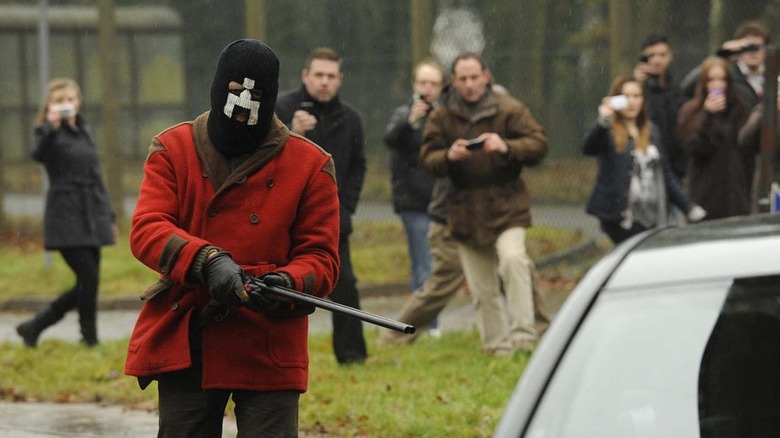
[207,39,279,157]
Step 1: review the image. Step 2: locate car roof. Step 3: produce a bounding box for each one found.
[606,214,780,290]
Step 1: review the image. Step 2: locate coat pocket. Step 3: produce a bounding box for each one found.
[140,278,174,301]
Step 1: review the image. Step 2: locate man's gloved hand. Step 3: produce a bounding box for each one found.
[247,273,316,318]
[246,273,290,313]
[202,251,248,306]
[261,272,293,289]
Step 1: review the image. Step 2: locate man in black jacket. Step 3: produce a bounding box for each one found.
[382,60,445,298]
[276,47,368,365]
[681,20,770,110]
[633,34,687,180]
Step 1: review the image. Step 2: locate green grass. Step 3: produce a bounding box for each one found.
[2,156,596,206]
[0,183,595,435]
[0,330,527,437]
[0,219,584,302]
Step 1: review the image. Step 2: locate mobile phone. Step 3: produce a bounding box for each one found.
[607,95,629,110]
[639,54,649,63]
[466,138,484,150]
[299,101,317,118]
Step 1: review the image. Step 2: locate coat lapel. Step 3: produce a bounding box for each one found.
[193,112,289,192]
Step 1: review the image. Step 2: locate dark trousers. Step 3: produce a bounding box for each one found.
[599,221,649,245]
[52,247,100,330]
[157,354,300,438]
[329,235,367,364]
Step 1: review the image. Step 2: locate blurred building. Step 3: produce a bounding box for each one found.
[0,4,186,164]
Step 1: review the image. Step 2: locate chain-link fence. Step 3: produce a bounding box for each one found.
[1,0,777,257]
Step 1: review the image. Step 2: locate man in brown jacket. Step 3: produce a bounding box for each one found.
[420,52,548,355]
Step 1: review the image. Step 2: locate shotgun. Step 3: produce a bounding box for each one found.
[246,277,416,334]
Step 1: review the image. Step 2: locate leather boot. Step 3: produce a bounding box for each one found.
[80,319,99,347]
[16,306,63,347]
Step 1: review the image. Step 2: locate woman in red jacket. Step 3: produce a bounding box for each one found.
[125,40,340,437]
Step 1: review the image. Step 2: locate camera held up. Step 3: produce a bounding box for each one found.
[716,43,762,59]
[413,93,433,116]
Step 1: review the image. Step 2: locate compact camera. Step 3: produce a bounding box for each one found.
[413,93,429,103]
[607,95,629,111]
[53,103,76,119]
[413,93,433,116]
[639,54,650,63]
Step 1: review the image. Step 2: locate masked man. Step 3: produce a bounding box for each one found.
[124,40,340,437]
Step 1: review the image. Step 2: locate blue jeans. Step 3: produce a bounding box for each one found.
[399,211,432,291]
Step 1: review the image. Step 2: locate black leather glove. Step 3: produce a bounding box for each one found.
[246,273,289,313]
[247,273,316,318]
[202,251,247,306]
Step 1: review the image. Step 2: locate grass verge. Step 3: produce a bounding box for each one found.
[0,220,585,302]
[0,330,527,437]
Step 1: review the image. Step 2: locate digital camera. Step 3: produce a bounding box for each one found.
[607,95,629,111]
[54,103,76,119]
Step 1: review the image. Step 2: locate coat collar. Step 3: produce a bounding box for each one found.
[193,111,289,192]
[442,86,498,124]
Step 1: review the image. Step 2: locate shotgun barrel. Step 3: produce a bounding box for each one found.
[248,278,416,334]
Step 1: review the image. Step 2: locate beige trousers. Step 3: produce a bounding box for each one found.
[380,223,551,348]
[457,227,536,352]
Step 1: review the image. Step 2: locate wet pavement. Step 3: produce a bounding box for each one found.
[0,292,478,437]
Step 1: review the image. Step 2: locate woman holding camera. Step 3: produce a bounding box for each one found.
[16,78,116,347]
[678,57,752,220]
[582,75,704,244]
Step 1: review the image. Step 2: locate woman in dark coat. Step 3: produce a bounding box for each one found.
[16,78,116,347]
[583,76,704,245]
[677,57,752,220]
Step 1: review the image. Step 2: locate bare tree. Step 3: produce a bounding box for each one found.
[609,0,633,78]
[245,0,267,41]
[412,0,435,64]
[98,0,124,221]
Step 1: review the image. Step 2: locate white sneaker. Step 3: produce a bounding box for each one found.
[427,328,442,339]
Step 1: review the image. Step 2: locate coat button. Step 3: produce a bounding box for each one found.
[202,170,208,178]
[208,206,218,217]
[249,214,259,224]
[171,302,179,311]
[266,178,274,188]
[160,265,169,274]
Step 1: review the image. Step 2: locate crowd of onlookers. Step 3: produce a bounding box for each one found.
[585,20,776,245]
[380,19,778,355]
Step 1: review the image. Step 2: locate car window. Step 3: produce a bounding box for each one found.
[698,275,780,437]
[524,275,780,438]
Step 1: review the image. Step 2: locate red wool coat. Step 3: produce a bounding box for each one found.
[124,113,340,392]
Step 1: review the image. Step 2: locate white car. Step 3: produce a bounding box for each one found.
[495,214,780,438]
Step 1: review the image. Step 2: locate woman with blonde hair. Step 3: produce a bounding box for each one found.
[582,75,704,244]
[16,78,116,347]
